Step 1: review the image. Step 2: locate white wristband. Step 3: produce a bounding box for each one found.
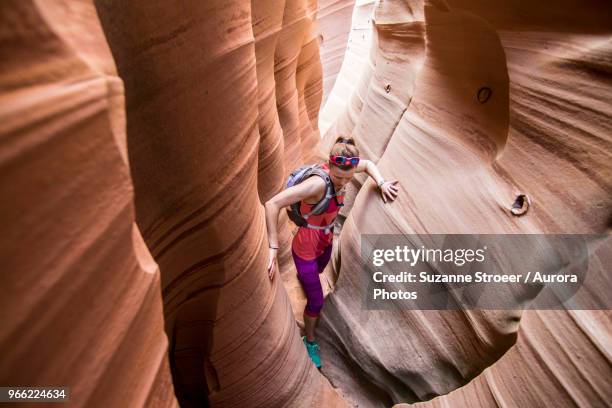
[377,179,386,189]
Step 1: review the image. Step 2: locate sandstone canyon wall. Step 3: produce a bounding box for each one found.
[93,0,344,407]
[319,0,611,407]
[0,1,177,406]
[1,0,610,408]
[1,0,346,406]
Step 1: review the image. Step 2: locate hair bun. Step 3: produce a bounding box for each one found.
[330,135,360,162]
[334,136,355,146]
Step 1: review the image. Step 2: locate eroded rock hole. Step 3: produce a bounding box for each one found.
[477,86,492,103]
[510,194,530,216]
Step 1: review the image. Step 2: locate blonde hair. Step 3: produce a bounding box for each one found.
[329,136,360,169]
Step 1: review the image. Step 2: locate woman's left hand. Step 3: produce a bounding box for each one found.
[380,180,399,203]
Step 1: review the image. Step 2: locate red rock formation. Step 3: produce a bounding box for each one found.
[94,0,345,406]
[2,0,346,406]
[320,0,611,406]
[318,0,358,104]
[405,309,612,408]
[3,0,609,407]
[253,0,287,204]
[0,1,177,406]
[296,30,324,164]
[319,0,375,135]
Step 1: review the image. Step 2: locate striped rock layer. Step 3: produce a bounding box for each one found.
[2,1,610,407]
[319,0,611,407]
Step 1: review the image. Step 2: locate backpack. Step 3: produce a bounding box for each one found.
[285,163,344,232]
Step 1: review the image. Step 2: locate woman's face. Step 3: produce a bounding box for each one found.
[329,163,356,190]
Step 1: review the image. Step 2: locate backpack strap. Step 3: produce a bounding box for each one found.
[303,221,336,234]
[286,163,344,233]
[301,165,342,234]
[301,165,339,218]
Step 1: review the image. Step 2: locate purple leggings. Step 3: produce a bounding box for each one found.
[292,245,333,317]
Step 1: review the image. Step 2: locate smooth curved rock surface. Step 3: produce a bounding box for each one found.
[317,0,357,104]
[404,309,612,408]
[0,1,177,406]
[94,0,345,406]
[3,0,610,407]
[319,0,611,406]
[319,0,375,135]
[253,0,287,204]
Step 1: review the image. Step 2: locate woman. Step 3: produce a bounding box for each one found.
[264,136,399,368]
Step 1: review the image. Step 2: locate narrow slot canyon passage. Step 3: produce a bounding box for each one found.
[1,1,610,408]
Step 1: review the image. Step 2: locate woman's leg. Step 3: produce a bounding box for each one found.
[303,314,318,342]
[316,244,333,274]
[292,250,324,341]
[303,245,333,340]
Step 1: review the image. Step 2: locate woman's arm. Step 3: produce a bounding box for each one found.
[354,159,384,185]
[264,177,326,280]
[354,159,400,203]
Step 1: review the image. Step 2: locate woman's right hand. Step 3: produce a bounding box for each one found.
[267,248,278,281]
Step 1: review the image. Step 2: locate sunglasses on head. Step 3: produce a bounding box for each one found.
[329,155,360,167]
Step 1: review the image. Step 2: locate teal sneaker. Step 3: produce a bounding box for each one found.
[302,336,322,368]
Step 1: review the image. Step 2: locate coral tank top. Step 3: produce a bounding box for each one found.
[291,162,344,260]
